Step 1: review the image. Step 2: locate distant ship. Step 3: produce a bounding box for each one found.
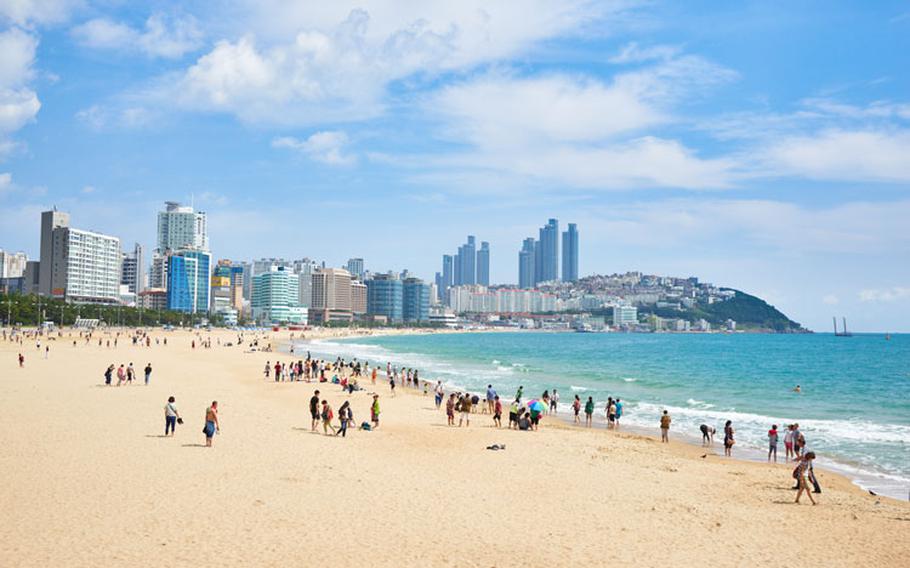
[834,317,852,337]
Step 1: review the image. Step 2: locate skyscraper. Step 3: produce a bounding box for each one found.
[403,277,430,322]
[562,223,579,282]
[476,241,490,286]
[456,235,476,285]
[346,258,365,281]
[453,251,463,286]
[538,218,559,283]
[441,254,453,297]
[120,243,144,295]
[366,273,403,323]
[518,238,536,289]
[310,268,353,323]
[167,249,211,313]
[0,249,27,279]
[39,209,69,296]
[251,266,306,324]
[157,201,208,252]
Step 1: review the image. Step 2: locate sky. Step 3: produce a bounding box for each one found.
[0,0,908,332]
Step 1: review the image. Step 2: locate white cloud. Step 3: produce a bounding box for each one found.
[859,287,910,302]
[822,294,839,305]
[272,131,355,165]
[609,42,681,64]
[80,185,95,194]
[141,2,627,126]
[0,171,11,192]
[0,0,81,27]
[761,129,910,183]
[0,27,40,155]
[72,13,203,59]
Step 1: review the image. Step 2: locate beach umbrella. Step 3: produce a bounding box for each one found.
[527,399,545,413]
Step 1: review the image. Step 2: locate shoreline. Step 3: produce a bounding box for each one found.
[296,330,910,502]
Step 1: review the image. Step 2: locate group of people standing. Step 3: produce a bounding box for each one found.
[104,362,153,386]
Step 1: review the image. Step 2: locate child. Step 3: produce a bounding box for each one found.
[794,452,817,505]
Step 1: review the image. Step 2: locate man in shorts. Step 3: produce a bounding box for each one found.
[310,390,321,431]
[459,393,473,427]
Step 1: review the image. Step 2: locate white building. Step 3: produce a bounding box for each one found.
[50,226,121,303]
[612,305,638,327]
[120,242,144,295]
[0,249,28,278]
[157,201,208,252]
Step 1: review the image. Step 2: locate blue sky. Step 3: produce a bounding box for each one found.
[1,1,908,331]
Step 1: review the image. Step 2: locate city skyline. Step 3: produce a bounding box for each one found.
[0,2,908,331]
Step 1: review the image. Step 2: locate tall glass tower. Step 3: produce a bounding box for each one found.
[562,223,579,282]
[476,241,490,286]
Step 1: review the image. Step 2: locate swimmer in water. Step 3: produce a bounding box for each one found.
[793,385,801,393]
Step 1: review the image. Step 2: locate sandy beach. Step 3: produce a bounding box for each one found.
[1,327,907,567]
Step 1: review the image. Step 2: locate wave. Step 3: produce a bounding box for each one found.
[570,385,588,392]
[623,377,638,382]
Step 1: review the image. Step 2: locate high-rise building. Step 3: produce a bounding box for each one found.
[120,243,144,295]
[518,238,536,289]
[351,281,367,315]
[39,209,69,296]
[149,251,169,289]
[157,201,208,252]
[346,258,365,281]
[49,226,122,303]
[366,273,403,323]
[211,261,234,314]
[453,250,463,286]
[537,218,559,283]
[476,241,490,286]
[310,268,353,323]
[403,277,430,322]
[166,249,211,313]
[458,236,476,285]
[251,266,306,324]
[562,223,579,282]
[0,249,27,279]
[294,259,318,309]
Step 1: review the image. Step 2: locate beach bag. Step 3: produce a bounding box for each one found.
[361,422,371,431]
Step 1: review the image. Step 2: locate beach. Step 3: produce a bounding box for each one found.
[1,327,908,567]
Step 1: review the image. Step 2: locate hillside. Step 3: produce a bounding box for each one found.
[641,289,805,332]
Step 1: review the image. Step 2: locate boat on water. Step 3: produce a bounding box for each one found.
[834,317,852,337]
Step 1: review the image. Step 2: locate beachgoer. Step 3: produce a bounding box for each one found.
[310,390,321,431]
[203,401,219,447]
[446,394,456,426]
[104,364,114,385]
[660,410,671,442]
[700,424,715,446]
[459,392,473,427]
[164,396,181,436]
[584,397,594,427]
[518,410,531,431]
[493,396,502,428]
[572,395,581,424]
[486,384,497,413]
[614,398,623,428]
[144,363,152,385]
[608,399,617,429]
[784,424,795,461]
[264,362,270,379]
[508,400,519,429]
[551,389,559,414]
[321,401,336,435]
[515,385,524,402]
[18,353,24,367]
[435,381,444,410]
[116,364,125,386]
[371,395,381,429]
[724,420,735,456]
[794,385,801,393]
[792,423,803,458]
[768,424,779,463]
[336,401,353,438]
[793,451,817,505]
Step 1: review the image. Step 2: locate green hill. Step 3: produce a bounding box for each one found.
[642,289,805,332]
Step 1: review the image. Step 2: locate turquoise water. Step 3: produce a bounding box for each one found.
[303,332,910,498]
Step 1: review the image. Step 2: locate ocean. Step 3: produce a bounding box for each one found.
[298,331,910,499]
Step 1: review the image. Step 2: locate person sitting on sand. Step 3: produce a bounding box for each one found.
[793,451,817,505]
[660,410,671,442]
[203,401,219,447]
[518,410,531,431]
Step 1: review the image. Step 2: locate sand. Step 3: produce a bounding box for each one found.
[0,327,907,567]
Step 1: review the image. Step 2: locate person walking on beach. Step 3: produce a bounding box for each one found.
[164,396,181,436]
[794,424,805,458]
[493,396,502,428]
[515,385,524,402]
[614,398,623,428]
[371,395,381,429]
[126,363,135,384]
[793,451,817,505]
[435,381,444,410]
[723,420,735,457]
[389,373,396,396]
[459,392,472,427]
[310,390,321,431]
[607,398,617,429]
[584,397,594,427]
[18,353,25,367]
[321,401,336,435]
[660,410,671,442]
[116,364,125,386]
[508,399,519,429]
[264,361,270,379]
[203,401,220,447]
[336,401,353,437]
[768,424,779,463]
[104,364,114,386]
[144,363,152,385]
[551,389,559,414]
[572,395,581,424]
